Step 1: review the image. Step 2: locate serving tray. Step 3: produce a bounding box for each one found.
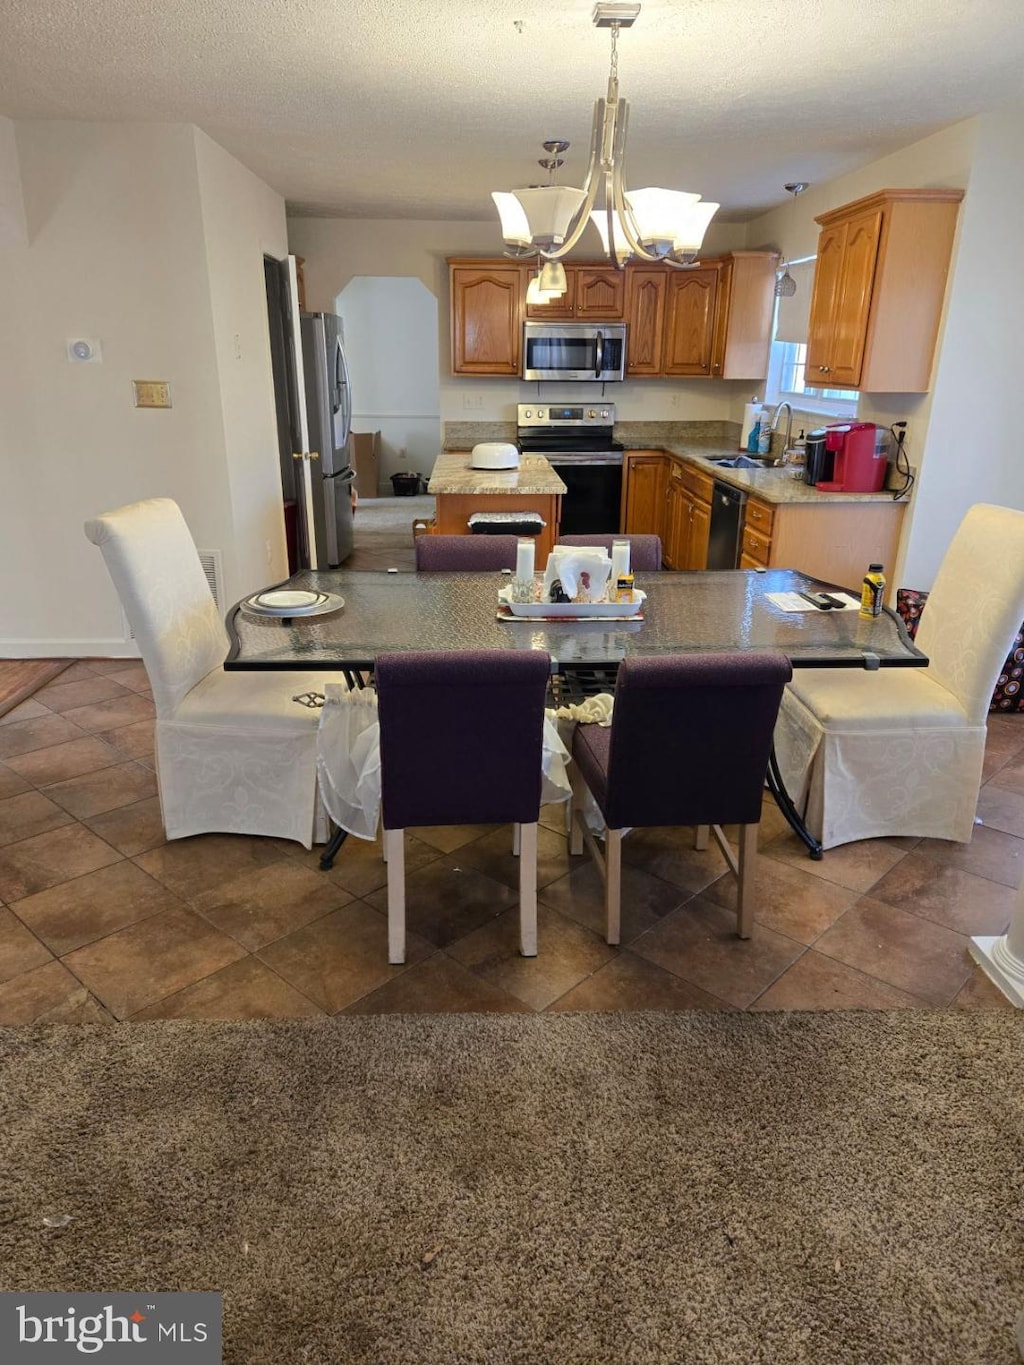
[498,587,646,620]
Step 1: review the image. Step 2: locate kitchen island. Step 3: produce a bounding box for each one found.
[427,451,566,560]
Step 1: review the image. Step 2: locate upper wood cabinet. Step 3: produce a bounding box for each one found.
[804,188,964,392]
[524,264,626,320]
[710,251,779,380]
[625,268,668,376]
[662,269,719,376]
[449,261,525,375]
[448,250,778,379]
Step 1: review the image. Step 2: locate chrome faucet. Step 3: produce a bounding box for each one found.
[769,402,794,462]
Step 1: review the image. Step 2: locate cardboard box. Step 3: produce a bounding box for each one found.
[350,430,380,498]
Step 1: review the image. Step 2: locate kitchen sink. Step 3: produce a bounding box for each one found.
[707,455,764,468]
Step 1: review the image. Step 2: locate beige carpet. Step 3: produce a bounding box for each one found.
[1,1011,1021,1364]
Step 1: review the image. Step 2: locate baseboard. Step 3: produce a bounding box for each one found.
[0,640,141,660]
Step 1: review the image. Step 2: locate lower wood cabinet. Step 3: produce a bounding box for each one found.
[621,451,668,535]
[664,463,714,569]
[621,453,906,591]
[740,495,905,598]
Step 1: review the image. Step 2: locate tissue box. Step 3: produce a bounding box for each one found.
[350,431,380,498]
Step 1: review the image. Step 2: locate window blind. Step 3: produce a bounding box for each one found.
[775,259,815,344]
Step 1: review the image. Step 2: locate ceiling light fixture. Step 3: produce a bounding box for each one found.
[492,2,719,271]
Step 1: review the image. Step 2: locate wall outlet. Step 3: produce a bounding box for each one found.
[462,393,485,410]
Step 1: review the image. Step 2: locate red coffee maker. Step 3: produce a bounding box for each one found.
[816,422,888,493]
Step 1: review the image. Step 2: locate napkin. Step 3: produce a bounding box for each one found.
[542,547,613,603]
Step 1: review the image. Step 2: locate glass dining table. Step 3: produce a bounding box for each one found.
[224,566,927,860]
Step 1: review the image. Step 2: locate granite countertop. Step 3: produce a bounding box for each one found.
[429,450,567,496]
[660,443,905,505]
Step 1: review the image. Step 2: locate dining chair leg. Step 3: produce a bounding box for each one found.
[513,823,521,857]
[518,821,538,957]
[694,825,710,851]
[736,823,758,939]
[568,771,586,856]
[384,827,406,963]
[605,828,622,946]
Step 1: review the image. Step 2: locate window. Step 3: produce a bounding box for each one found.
[765,340,859,417]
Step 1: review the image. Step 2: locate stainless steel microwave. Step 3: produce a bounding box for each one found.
[522,322,627,382]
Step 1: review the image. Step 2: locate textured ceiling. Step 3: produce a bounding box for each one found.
[2,0,1022,221]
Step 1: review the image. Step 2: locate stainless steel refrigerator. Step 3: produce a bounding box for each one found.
[298,311,356,566]
[268,257,356,569]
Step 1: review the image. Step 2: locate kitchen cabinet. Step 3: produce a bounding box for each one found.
[449,261,525,375]
[625,268,668,376]
[449,253,777,380]
[662,269,719,376]
[740,494,904,598]
[804,188,963,392]
[659,252,778,379]
[621,451,667,536]
[664,462,714,569]
[524,265,626,320]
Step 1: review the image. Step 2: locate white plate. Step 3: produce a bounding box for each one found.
[498,587,646,619]
[241,590,344,619]
[254,590,324,610]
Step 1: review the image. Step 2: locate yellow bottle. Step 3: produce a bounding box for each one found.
[859,563,886,618]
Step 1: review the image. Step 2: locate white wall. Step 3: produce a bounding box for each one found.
[194,128,289,592]
[0,121,288,656]
[336,276,441,490]
[0,117,26,247]
[897,109,1024,583]
[286,215,751,427]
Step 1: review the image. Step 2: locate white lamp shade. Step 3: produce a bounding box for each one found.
[538,260,568,294]
[526,275,559,304]
[589,209,632,264]
[511,185,588,248]
[626,188,701,251]
[491,192,532,248]
[671,201,721,255]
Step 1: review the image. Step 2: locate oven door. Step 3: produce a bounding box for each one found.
[547,454,624,535]
[522,324,626,382]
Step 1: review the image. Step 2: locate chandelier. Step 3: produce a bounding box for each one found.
[492,2,719,271]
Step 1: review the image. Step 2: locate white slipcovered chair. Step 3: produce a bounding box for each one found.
[774,503,1024,849]
[85,498,329,848]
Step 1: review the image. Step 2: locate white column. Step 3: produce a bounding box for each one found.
[970,867,1024,1007]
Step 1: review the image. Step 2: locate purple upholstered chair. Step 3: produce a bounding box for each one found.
[415,535,520,571]
[569,652,792,945]
[555,534,663,570]
[376,649,552,963]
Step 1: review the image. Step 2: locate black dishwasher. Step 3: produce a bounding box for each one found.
[707,481,748,570]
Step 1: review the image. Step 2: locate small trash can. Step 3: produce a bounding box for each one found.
[391,472,422,496]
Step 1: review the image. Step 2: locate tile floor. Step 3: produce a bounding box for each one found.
[0,655,1020,1024]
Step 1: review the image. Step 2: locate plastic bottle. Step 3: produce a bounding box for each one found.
[746,407,764,454]
[757,412,773,457]
[740,399,762,451]
[859,563,886,618]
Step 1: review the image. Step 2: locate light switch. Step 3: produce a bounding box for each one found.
[132,380,171,409]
